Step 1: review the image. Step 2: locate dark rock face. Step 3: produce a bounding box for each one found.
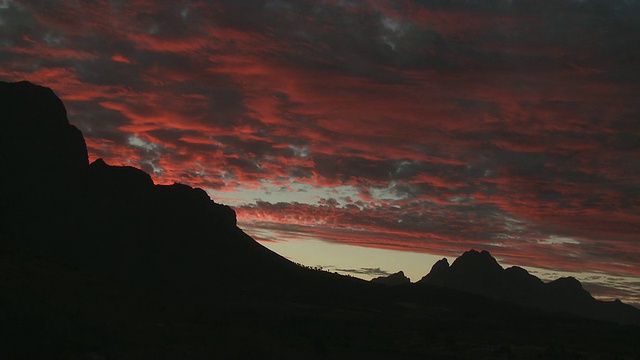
[89,158,155,193]
[0,81,280,291]
[1,81,89,241]
[418,250,640,324]
[0,81,88,189]
[1,80,69,127]
[371,271,410,286]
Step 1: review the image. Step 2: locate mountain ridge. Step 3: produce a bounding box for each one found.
[418,249,640,324]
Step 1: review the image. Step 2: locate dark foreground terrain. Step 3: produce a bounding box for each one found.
[1,81,639,359]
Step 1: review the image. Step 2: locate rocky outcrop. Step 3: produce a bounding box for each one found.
[1,81,90,240]
[88,158,155,193]
[371,271,410,286]
[0,81,88,190]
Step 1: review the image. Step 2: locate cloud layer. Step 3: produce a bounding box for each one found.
[1,0,639,301]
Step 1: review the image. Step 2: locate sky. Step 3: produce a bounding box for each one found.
[1,0,639,306]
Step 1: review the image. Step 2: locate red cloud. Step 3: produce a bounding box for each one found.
[111,54,131,64]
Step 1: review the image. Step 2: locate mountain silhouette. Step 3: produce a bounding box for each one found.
[370,271,411,286]
[2,81,639,359]
[419,249,640,324]
[0,81,312,292]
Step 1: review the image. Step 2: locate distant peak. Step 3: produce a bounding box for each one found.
[370,271,410,286]
[451,249,503,272]
[431,258,450,272]
[550,276,583,290]
[461,249,492,257]
[417,258,450,284]
[461,249,495,259]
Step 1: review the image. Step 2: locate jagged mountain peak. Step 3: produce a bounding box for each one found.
[450,249,503,273]
[418,250,640,324]
[431,258,450,272]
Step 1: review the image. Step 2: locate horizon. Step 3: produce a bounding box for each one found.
[1,1,638,307]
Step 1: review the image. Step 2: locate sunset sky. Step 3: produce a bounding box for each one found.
[1,0,639,305]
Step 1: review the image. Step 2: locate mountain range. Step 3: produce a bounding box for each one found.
[418,250,640,325]
[1,81,639,359]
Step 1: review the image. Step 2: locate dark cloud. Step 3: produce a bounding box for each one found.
[332,267,391,277]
